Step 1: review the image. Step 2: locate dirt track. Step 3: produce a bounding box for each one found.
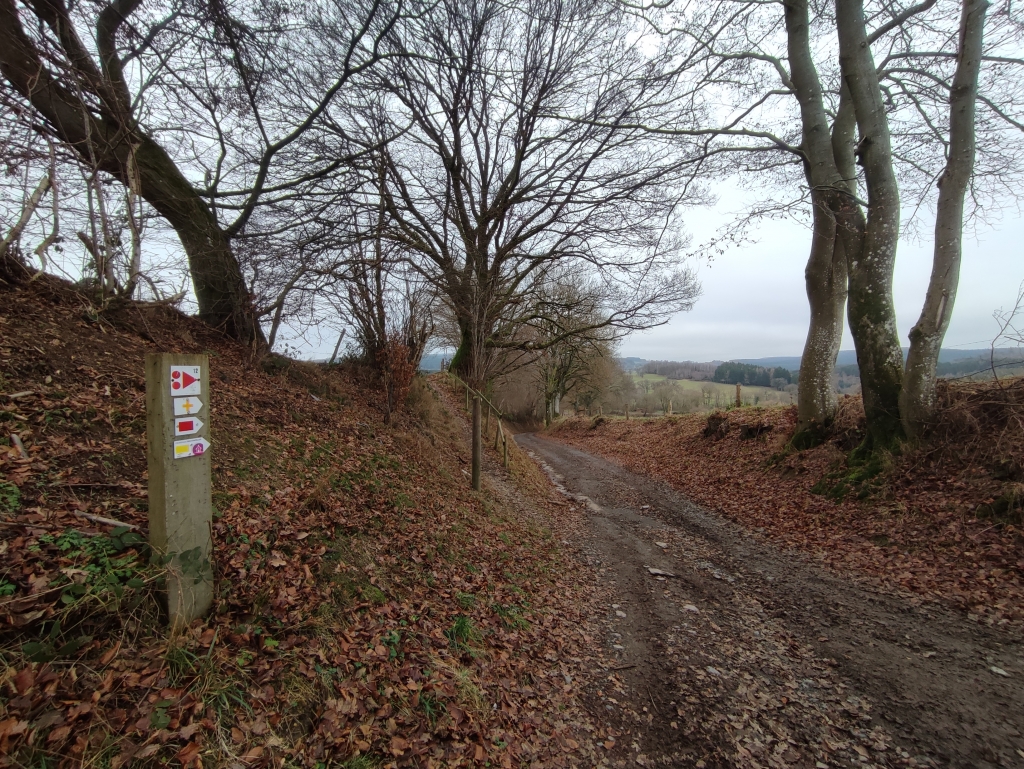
[516,433,1024,769]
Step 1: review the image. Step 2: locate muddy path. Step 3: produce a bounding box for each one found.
[516,433,1024,769]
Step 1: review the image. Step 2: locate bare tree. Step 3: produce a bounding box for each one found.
[989,280,1024,383]
[0,0,405,344]
[834,0,909,449]
[335,214,436,422]
[629,0,1024,448]
[784,0,858,443]
[518,274,619,424]
[371,0,704,392]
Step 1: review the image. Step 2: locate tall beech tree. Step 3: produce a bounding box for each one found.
[834,0,908,448]
[630,0,1023,448]
[784,0,859,443]
[900,0,990,437]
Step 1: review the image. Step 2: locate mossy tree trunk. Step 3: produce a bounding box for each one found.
[836,0,906,449]
[785,0,852,440]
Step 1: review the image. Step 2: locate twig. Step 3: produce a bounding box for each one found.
[645,684,658,713]
[4,391,34,401]
[73,510,141,531]
[10,433,29,459]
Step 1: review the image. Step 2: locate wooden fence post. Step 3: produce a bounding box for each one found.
[145,353,214,629]
[471,396,482,491]
[735,383,742,408]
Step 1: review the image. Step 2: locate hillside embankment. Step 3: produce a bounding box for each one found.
[550,393,1024,630]
[0,277,609,768]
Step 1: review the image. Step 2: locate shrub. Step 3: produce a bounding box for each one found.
[378,336,416,424]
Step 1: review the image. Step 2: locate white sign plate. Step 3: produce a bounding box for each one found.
[174,416,204,437]
[173,437,211,460]
[173,396,204,416]
[170,365,202,396]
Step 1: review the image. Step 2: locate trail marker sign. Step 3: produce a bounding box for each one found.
[174,416,204,437]
[146,353,213,628]
[173,437,211,457]
[170,365,202,396]
[173,396,203,416]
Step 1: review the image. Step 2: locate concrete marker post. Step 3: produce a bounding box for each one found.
[146,353,214,629]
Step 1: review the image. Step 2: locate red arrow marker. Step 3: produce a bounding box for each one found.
[171,371,198,390]
[169,366,202,396]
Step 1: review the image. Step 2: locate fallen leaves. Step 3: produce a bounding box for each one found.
[0,280,604,767]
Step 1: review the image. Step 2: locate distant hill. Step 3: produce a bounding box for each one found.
[422,348,1018,376]
[617,357,648,371]
[420,352,446,372]
[734,355,803,369]
[736,348,1006,369]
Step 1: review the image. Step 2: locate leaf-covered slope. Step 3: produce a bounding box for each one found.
[0,277,602,768]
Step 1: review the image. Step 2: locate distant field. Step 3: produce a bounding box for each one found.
[672,379,784,399]
[629,374,794,407]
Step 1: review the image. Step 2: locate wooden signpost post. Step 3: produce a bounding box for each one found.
[146,353,214,629]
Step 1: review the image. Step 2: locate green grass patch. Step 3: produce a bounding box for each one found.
[444,615,480,653]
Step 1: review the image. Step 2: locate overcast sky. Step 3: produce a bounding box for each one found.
[283,180,1023,364]
[621,183,1024,362]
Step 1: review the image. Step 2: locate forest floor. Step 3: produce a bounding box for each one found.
[518,432,1023,769]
